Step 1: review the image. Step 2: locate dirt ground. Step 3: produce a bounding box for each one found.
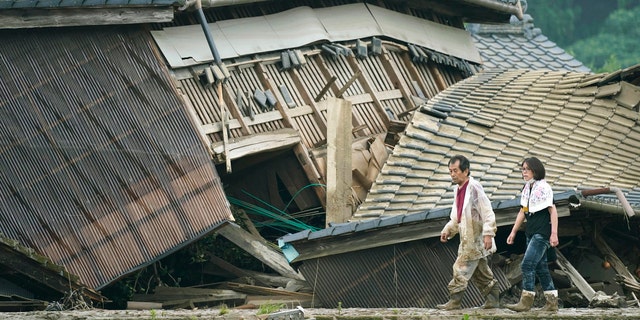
[0,307,638,320]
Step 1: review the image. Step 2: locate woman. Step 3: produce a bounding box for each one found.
[505,157,559,312]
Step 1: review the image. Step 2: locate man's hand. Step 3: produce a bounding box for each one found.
[440,232,449,243]
[483,235,492,250]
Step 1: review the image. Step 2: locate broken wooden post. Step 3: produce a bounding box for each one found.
[216,222,305,280]
[325,97,353,226]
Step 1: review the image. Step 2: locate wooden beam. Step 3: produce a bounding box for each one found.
[0,7,174,29]
[292,143,326,208]
[592,230,640,293]
[346,56,390,128]
[255,63,293,128]
[400,51,436,98]
[0,242,105,302]
[555,249,596,301]
[210,128,300,162]
[218,83,232,173]
[233,208,261,238]
[336,71,361,98]
[314,76,338,102]
[216,222,304,280]
[200,110,282,134]
[325,97,353,226]
[379,46,417,113]
[221,81,251,135]
[313,55,365,136]
[288,66,328,134]
[427,61,448,92]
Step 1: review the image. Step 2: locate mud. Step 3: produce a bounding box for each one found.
[0,307,637,320]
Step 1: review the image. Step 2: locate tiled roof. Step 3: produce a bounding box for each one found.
[0,0,178,8]
[355,65,640,218]
[468,14,591,72]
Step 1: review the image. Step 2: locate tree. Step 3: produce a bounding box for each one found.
[526,0,640,72]
[567,6,640,72]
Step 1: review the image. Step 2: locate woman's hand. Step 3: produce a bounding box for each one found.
[550,233,559,247]
[506,232,516,245]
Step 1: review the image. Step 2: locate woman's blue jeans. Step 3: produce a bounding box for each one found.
[521,233,555,292]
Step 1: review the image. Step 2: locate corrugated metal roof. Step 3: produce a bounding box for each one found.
[468,14,591,73]
[151,3,482,68]
[0,25,232,289]
[355,66,640,218]
[297,239,510,308]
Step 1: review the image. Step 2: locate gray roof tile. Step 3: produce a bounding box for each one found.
[355,67,640,218]
[468,14,591,72]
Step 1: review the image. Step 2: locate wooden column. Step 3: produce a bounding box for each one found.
[325,97,353,226]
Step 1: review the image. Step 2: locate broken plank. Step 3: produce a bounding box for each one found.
[245,295,314,308]
[162,295,245,309]
[555,249,596,301]
[131,287,245,302]
[211,128,300,161]
[127,301,163,310]
[225,282,313,298]
[216,223,305,280]
[592,231,640,292]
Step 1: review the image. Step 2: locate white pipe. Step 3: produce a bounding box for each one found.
[581,187,636,218]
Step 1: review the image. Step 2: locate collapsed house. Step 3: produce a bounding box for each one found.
[1,0,626,311]
[279,65,640,308]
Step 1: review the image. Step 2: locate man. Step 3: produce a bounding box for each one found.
[437,155,499,310]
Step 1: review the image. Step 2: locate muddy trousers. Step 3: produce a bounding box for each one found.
[446,255,497,297]
[522,234,555,292]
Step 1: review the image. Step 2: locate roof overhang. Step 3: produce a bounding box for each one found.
[0,6,174,29]
[153,3,482,68]
[195,0,523,23]
[279,190,578,263]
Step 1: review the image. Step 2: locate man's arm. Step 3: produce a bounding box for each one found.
[475,184,496,250]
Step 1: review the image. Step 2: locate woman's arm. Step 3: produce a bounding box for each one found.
[507,209,526,245]
[549,204,559,247]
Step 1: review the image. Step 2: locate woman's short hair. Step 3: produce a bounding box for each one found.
[522,157,546,180]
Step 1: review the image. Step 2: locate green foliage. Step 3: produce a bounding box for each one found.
[219,304,230,315]
[526,0,581,47]
[527,0,640,72]
[567,6,640,72]
[257,303,285,315]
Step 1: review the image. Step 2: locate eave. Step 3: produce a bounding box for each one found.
[0,6,174,29]
[279,190,579,263]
